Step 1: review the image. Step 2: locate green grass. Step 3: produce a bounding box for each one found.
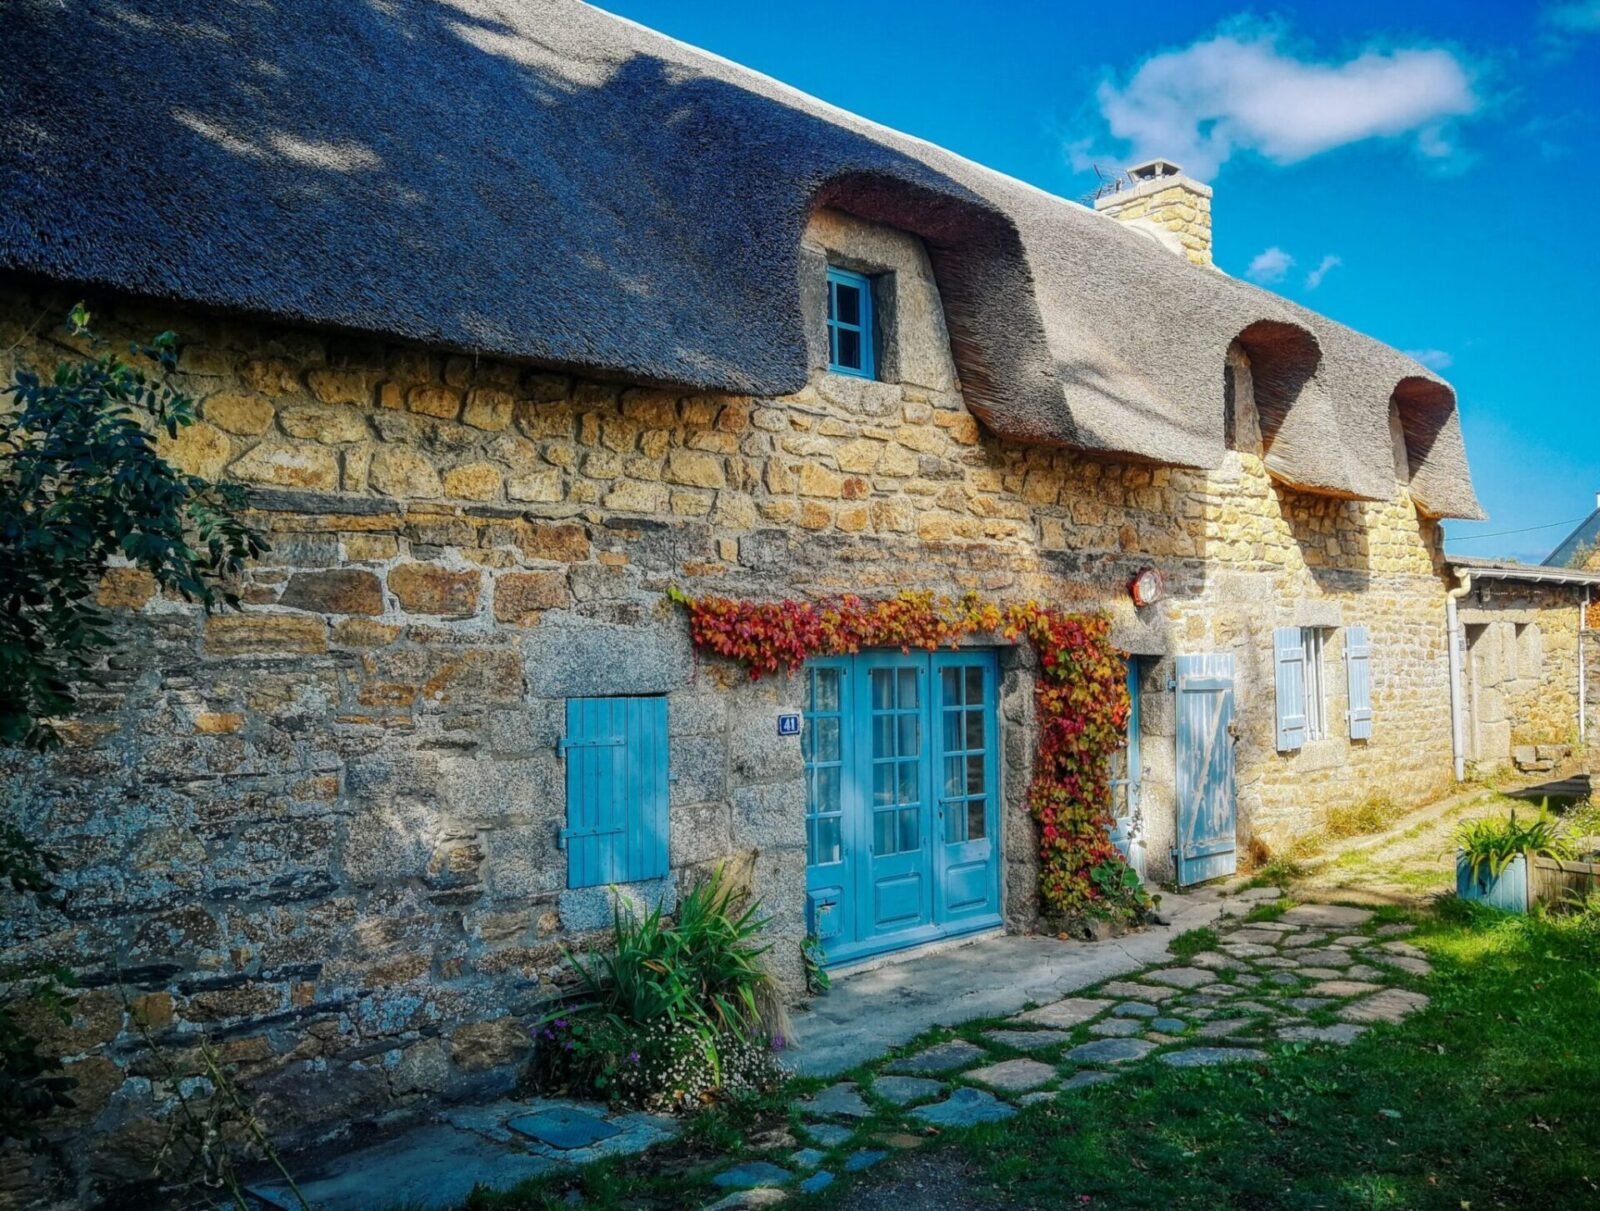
[958,902,1600,1210]
[454,901,1600,1211]
[1166,926,1219,961]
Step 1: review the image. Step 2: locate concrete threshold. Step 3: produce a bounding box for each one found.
[784,886,1227,1077]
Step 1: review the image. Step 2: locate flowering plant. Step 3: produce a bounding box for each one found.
[669,589,1152,921]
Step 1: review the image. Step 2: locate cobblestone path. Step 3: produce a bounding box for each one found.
[706,897,1432,1208]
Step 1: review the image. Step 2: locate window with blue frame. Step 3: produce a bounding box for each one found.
[826,266,875,379]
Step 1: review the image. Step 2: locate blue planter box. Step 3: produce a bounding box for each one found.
[1455,851,1528,913]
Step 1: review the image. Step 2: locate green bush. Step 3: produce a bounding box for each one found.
[1455,809,1571,882]
[539,867,786,1111]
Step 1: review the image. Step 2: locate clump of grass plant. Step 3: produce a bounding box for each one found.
[1454,808,1571,882]
[536,866,788,1112]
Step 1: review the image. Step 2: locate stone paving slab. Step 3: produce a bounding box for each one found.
[965,1058,1056,1091]
[788,1148,826,1170]
[1142,966,1217,989]
[871,1075,945,1106]
[844,1150,887,1173]
[1010,997,1113,1027]
[1113,1001,1159,1017]
[1376,955,1432,976]
[713,1161,793,1190]
[804,1082,871,1118]
[1279,1024,1367,1045]
[1088,1017,1144,1037]
[982,1028,1072,1050]
[1339,988,1430,1023]
[249,1124,560,1211]
[798,1172,834,1195]
[802,1123,854,1148]
[885,1040,986,1074]
[1309,980,1384,997]
[1159,1047,1269,1067]
[911,1086,1017,1126]
[1065,1038,1156,1065]
[1097,980,1179,1002]
[1149,1017,1188,1034]
[1281,904,1374,928]
[1190,950,1244,970]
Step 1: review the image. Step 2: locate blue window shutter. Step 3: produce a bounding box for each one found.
[1345,625,1373,741]
[562,696,668,888]
[1273,626,1307,752]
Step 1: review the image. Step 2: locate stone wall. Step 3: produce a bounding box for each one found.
[0,205,1461,1202]
[1092,170,1214,267]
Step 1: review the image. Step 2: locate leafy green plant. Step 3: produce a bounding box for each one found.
[1167,926,1219,962]
[0,305,266,749]
[1455,809,1572,882]
[800,935,830,995]
[541,867,785,1110]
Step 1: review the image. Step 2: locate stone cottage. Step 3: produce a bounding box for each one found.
[0,0,1498,1200]
[1442,558,1599,779]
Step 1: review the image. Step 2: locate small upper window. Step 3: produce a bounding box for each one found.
[826,267,874,379]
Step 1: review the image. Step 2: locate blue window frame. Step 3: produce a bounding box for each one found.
[826,267,875,379]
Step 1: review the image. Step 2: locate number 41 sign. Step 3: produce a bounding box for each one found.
[777,713,801,737]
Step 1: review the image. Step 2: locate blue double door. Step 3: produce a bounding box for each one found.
[802,649,1002,966]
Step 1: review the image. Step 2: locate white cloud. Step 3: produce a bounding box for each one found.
[1093,27,1480,179]
[1545,1,1600,32]
[1305,254,1343,289]
[1404,348,1455,371]
[1246,246,1295,284]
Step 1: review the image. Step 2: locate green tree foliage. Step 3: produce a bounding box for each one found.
[0,308,266,1141]
[0,305,266,749]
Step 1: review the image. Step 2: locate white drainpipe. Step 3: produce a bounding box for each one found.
[1446,571,1473,782]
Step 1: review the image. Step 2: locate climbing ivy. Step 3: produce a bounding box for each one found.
[667,588,1152,921]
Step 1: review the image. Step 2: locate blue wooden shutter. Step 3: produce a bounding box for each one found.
[1345,625,1373,741]
[561,696,668,888]
[1273,627,1307,752]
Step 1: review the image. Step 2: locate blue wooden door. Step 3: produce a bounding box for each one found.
[1175,653,1237,886]
[857,651,935,945]
[932,651,1001,928]
[804,650,1002,965]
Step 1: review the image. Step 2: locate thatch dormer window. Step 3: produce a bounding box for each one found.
[826,266,876,379]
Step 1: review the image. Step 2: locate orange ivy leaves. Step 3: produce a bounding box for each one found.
[669,588,1145,921]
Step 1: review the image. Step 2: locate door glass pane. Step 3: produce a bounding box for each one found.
[813,765,840,812]
[964,707,984,750]
[966,754,985,796]
[873,715,894,757]
[873,809,895,855]
[897,759,918,805]
[898,807,919,853]
[944,755,963,798]
[942,709,962,752]
[897,713,919,757]
[941,667,961,703]
[872,668,893,710]
[814,716,840,763]
[873,763,893,806]
[812,667,840,712]
[898,667,919,706]
[966,799,986,841]
[810,815,842,866]
[965,666,983,703]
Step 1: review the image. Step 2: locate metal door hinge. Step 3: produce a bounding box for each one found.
[557,735,624,756]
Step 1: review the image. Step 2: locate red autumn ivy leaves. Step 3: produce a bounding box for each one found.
[668,588,1149,921]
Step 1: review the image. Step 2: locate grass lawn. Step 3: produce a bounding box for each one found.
[460,899,1600,1211]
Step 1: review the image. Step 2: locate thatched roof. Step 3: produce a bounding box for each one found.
[0,0,1481,518]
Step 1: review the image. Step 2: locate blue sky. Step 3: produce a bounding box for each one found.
[598,0,1600,562]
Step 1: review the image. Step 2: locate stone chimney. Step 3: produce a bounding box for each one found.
[1093,159,1213,267]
